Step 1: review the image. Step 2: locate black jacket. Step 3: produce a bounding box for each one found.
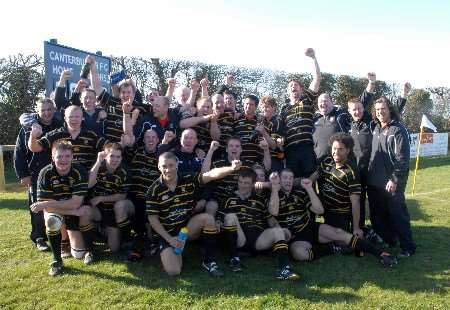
[14,117,62,180]
[367,119,410,188]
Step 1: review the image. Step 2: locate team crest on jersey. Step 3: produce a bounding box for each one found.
[230,201,236,205]
[53,179,59,185]
[252,202,256,207]
[84,139,89,145]
[162,195,169,201]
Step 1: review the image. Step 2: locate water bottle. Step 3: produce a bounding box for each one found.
[173,227,189,254]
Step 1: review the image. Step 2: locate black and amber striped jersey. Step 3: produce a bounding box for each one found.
[146,173,203,235]
[318,156,361,214]
[191,122,212,153]
[37,126,106,169]
[37,163,88,202]
[97,90,148,142]
[222,192,269,230]
[274,189,313,235]
[210,159,254,203]
[280,90,319,150]
[126,146,159,199]
[92,162,131,209]
[261,116,284,161]
[233,115,270,164]
[217,110,235,154]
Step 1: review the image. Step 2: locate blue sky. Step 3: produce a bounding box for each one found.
[2,0,449,87]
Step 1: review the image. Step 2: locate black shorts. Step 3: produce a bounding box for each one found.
[324,212,351,232]
[240,226,264,253]
[290,222,320,246]
[64,215,80,231]
[98,204,117,228]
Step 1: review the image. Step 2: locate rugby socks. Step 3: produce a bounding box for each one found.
[202,226,219,264]
[349,235,382,257]
[273,240,290,269]
[47,230,62,263]
[117,218,131,242]
[307,244,335,261]
[79,223,95,251]
[224,225,238,258]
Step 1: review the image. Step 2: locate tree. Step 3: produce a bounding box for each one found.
[402,89,434,132]
[0,54,44,144]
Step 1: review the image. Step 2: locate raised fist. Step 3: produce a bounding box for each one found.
[200,76,209,88]
[59,70,72,84]
[269,172,281,191]
[31,123,43,138]
[74,79,88,93]
[231,160,241,171]
[300,178,313,190]
[85,55,95,64]
[259,138,269,150]
[162,131,176,145]
[304,48,315,58]
[97,151,107,163]
[210,140,220,152]
[403,82,412,97]
[167,78,176,87]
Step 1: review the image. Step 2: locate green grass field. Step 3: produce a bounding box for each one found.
[1,157,449,309]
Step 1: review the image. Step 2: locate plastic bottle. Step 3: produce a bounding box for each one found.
[173,227,189,254]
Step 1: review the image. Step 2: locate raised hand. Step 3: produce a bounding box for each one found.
[167,78,176,88]
[200,76,209,88]
[97,151,107,163]
[259,138,269,150]
[74,79,88,93]
[367,72,377,82]
[85,55,96,64]
[300,178,313,190]
[209,140,220,152]
[31,123,43,138]
[162,131,176,145]
[190,79,200,92]
[269,172,281,191]
[59,69,72,85]
[231,160,242,171]
[225,74,235,86]
[402,82,412,97]
[304,48,316,58]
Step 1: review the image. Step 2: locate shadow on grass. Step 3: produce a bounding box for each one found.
[0,199,27,210]
[62,224,449,304]
[406,198,432,222]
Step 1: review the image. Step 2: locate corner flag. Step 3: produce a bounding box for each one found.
[420,115,437,132]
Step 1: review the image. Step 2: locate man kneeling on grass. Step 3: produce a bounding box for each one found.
[31,141,95,276]
[268,168,397,266]
[222,169,300,281]
[147,151,241,277]
[88,142,134,258]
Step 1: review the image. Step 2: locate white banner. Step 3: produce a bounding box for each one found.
[410,133,448,158]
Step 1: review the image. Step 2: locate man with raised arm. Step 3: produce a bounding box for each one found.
[280,48,322,178]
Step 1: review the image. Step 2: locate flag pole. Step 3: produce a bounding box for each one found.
[411,126,424,195]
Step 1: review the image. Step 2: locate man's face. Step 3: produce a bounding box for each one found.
[197,100,211,116]
[81,90,96,112]
[224,93,235,110]
[106,149,122,170]
[318,94,333,115]
[375,101,391,124]
[226,139,242,160]
[212,94,225,114]
[147,90,160,103]
[37,102,55,124]
[288,81,303,99]
[53,149,72,174]
[237,176,254,196]
[180,87,190,103]
[119,85,135,103]
[280,171,294,192]
[348,101,364,121]
[331,140,349,164]
[254,168,266,182]
[65,108,83,130]
[181,129,198,151]
[144,130,159,152]
[158,157,178,182]
[244,98,257,117]
[261,103,275,119]
[152,97,168,118]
